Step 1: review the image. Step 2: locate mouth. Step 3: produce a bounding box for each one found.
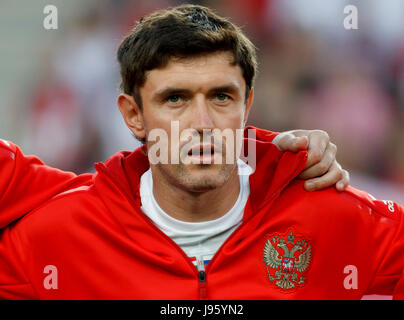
[186,144,217,164]
[188,144,215,156]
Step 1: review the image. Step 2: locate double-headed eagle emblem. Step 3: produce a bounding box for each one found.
[263,231,311,290]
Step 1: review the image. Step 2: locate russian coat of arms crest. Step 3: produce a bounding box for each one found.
[263,231,311,290]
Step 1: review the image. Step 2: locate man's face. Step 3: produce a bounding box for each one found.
[139,51,252,192]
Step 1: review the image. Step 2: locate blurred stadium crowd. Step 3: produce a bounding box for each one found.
[0,0,403,203]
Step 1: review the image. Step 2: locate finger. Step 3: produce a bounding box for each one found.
[336,169,350,192]
[304,130,330,169]
[273,133,308,152]
[299,143,336,179]
[303,161,343,192]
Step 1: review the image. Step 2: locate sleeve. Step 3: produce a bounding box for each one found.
[354,190,404,298]
[0,139,92,229]
[373,200,404,299]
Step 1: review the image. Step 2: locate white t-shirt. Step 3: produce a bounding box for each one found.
[139,159,252,270]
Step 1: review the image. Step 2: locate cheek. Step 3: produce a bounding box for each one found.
[142,109,173,136]
[220,104,246,125]
[215,113,245,131]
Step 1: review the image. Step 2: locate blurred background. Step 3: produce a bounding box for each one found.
[0,0,403,299]
[0,0,403,198]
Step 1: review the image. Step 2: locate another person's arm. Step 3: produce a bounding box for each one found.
[0,139,92,229]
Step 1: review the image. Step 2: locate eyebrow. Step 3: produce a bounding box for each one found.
[210,84,241,96]
[153,83,242,101]
[153,88,192,102]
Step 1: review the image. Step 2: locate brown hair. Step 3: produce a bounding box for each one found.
[117,4,257,110]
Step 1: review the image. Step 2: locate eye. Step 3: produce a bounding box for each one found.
[167,94,181,103]
[214,93,231,104]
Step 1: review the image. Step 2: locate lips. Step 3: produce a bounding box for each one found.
[188,144,215,156]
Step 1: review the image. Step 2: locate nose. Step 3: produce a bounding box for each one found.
[190,94,214,135]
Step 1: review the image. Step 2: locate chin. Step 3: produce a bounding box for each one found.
[156,162,237,193]
[179,164,235,193]
[183,176,224,192]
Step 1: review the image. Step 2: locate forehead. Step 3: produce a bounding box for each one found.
[142,51,246,94]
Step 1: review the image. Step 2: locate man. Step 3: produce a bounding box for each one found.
[0,5,402,299]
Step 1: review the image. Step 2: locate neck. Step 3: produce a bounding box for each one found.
[151,166,240,222]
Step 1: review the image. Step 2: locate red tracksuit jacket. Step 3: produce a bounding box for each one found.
[0,128,403,299]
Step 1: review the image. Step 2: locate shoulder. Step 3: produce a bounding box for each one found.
[0,139,77,186]
[0,140,18,179]
[0,139,18,153]
[0,140,41,167]
[282,180,402,223]
[342,186,402,221]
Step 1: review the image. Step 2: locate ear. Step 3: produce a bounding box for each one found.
[243,87,254,125]
[117,94,146,140]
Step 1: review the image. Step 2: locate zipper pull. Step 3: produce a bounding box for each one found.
[197,257,206,282]
[198,270,206,282]
[196,256,207,299]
